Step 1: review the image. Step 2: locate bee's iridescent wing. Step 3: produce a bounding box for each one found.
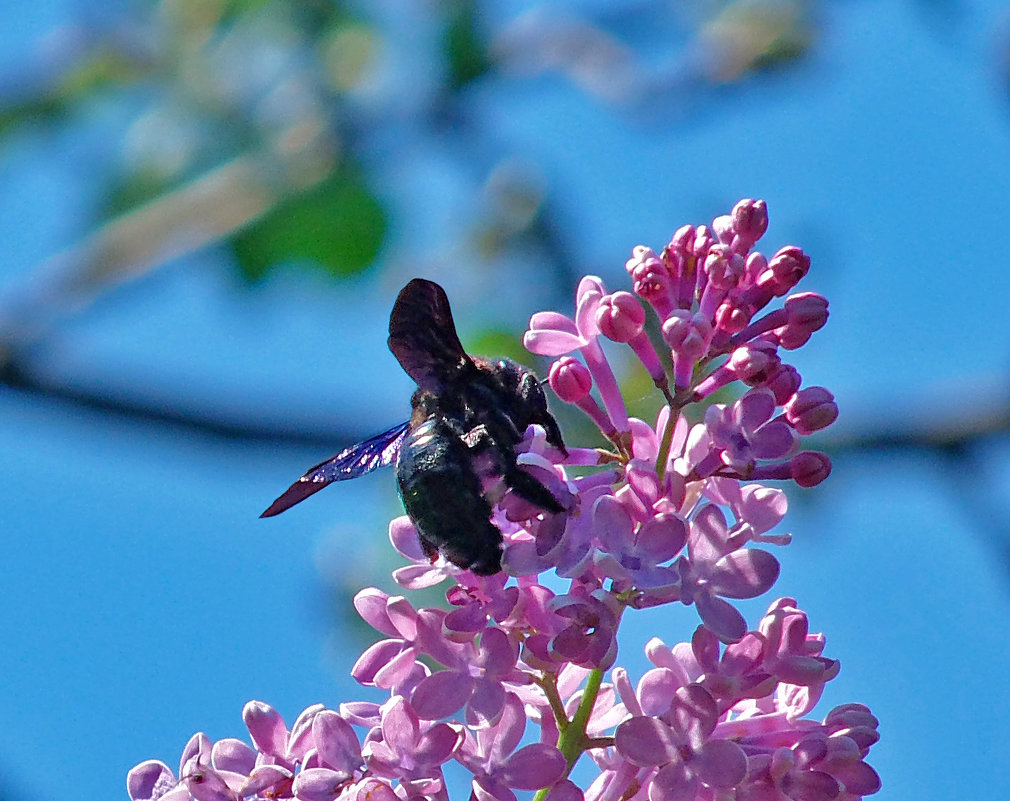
[260,421,409,517]
[388,278,471,391]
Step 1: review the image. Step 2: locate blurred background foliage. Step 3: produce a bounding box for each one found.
[3,0,1010,799]
[0,0,823,444]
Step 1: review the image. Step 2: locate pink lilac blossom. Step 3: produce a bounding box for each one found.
[129,200,878,801]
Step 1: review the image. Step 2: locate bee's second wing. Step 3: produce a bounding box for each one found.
[260,421,409,517]
[388,278,471,391]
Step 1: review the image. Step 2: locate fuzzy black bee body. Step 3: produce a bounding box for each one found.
[262,279,566,575]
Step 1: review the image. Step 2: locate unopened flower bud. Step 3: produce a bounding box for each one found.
[549,357,592,402]
[662,311,711,358]
[784,292,829,331]
[627,247,675,317]
[745,251,768,283]
[597,292,646,342]
[669,224,695,255]
[704,245,744,290]
[715,297,752,334]
[785,387,838,434]
[764,363,801,404]
[626,247,663,280]
[759,246,811,296]
[730,343,781,385]
[791,451,832,487]
[712,213,734,243]
[732,198,769,244]
[693,225,716,259]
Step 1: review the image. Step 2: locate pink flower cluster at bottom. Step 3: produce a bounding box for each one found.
[129,598,878,801]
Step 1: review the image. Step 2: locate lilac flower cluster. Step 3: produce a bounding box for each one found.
[128,200,878,801]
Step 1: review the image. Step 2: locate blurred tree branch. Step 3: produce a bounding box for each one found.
[0,154,290,350]
[3,0,946,466]
[2,338,1007,463]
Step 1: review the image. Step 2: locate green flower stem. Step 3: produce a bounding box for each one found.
[560,666,604,769]
[535,672,570,733]
[531,667,605,801]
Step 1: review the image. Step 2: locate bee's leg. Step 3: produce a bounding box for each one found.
[463,424,565,514]
[516,373,568,456]
[502,465,565,514]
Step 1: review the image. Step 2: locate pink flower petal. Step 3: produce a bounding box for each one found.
[312,710,362,773]
[614,716,680,766]
[184,763,236,801]
[524,329,585,356]
[127,760,177,801]
[351,640,406,685]
[287,704,326,761]
[414,722,462,765]
[710,549,780,599]
[689,505,731,564]
[352,780,398,801]
[490,694,527,761]
[466,679,507,728]
[501,539,553,576]
[649,762,697,801]
[473,775,518,801]
[833,760,881,796]
[179,733,211,776]
[750,421,797,459]
[292,768,351,801]
[738,485,787,533]
[637,668,681,716]
[238,764,293,796]
[637,514,687,563]
[392,563,447,589]
[242,701,287,758]
[373,646,420,689]
[544,779,584,801]
[210,739,255,775]
[529,311,579,336]
[411,670,473,719]
[669,684,717,742]
[780,770,839,801]
[593,495,634,554]
[499,744,567,790]
[353,589,397,637]
[388,515,424,559]
[480,627,518,678]
[736,390,776,431]
[444,603,488,640]
[695,593,747,644]
[694,739,747,789]
[385,596,419,640]
[380,697,420,755]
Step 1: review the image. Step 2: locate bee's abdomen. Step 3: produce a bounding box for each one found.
[395,417,502,575]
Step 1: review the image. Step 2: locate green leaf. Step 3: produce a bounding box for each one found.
[230,166,387,281]
[469,326,527,364]
[443,0,491,91]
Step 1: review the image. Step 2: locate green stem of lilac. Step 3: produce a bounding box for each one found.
[560,666,604,771]
[535,672,570,733]
[532,667,607,801]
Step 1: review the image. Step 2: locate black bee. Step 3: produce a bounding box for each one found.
[261,278,567,575]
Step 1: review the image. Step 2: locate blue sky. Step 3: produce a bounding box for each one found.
[1,1,1009,799]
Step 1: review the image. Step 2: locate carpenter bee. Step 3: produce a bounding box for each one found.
[261,278,567,575]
